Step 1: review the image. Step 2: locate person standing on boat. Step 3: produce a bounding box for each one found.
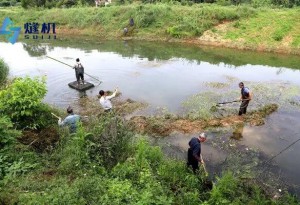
[238,82,252,115]
[73,58,84,86]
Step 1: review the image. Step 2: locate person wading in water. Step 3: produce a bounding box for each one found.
[187,133,207,173]
[238,82,252,115]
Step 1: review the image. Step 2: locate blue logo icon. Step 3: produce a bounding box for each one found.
[0,17,21,44]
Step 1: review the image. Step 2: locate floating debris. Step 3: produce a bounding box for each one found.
[129,104,278,136]
[205,82,230,89]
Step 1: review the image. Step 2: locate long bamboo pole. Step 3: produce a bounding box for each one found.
[46,56,102,82]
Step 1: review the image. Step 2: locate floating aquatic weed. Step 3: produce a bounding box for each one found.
[248,82,300,110]
[182,91,221,120]
[183,81,300,120]
[204,82,230,89]
[183,89,242,119]
[223,75,239,83]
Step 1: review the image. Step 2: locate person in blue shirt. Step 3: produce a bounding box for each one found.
[58,106,80,133]
[187,133,207,173]
[238,82,252,116]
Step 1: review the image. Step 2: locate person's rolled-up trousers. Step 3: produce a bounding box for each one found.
[239,100,249,115]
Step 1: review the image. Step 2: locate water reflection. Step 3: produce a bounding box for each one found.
[9,39,300,70]
[241,111,300,195]
[22,43,47,57]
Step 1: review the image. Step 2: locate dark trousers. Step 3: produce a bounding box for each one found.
[76,72,84,82]
[239,100,249,115]
[187,148,199,173]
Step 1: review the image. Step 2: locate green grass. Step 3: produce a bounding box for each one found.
[0,4,256,39]
[1,5,300,53]
[223,8,300,49]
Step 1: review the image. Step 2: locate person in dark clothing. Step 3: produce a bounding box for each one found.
[73,58,84,86]
[129,17,134,27]
[238,82,252,115]
[187,133,207,173]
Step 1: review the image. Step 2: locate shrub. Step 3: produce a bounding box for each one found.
[271,0,300,7]
[0,59,9,86]
[0,157,37,182]
[0,77,50,129]
[86,115,133,169]
[57,124,91,174]
[0,1,13,6]
[21,0,35,8]
[0,115,20,149]
[208,172,239,204]
[251,0,271,7]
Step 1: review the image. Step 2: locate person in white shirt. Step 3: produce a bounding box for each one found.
[95,0,100,7]
[99,88,118,112]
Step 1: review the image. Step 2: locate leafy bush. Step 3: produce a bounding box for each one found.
[21,0,35,8]
[57,122,91,174]
[208,172,239,204]
[0,115,20,149]
[0,77,51,129]
[0,59,9,86]
[271,0,300,7]
[0,157,37,181]
[0,1,14,6]
[0,114,37,184]
[86,115,133,169]
[251,0,271,7]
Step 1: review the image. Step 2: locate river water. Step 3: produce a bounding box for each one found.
[1,39,300,196]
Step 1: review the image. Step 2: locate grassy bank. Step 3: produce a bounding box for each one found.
[1,4,300,54]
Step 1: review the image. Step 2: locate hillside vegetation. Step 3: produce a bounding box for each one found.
[0,4,300,54]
